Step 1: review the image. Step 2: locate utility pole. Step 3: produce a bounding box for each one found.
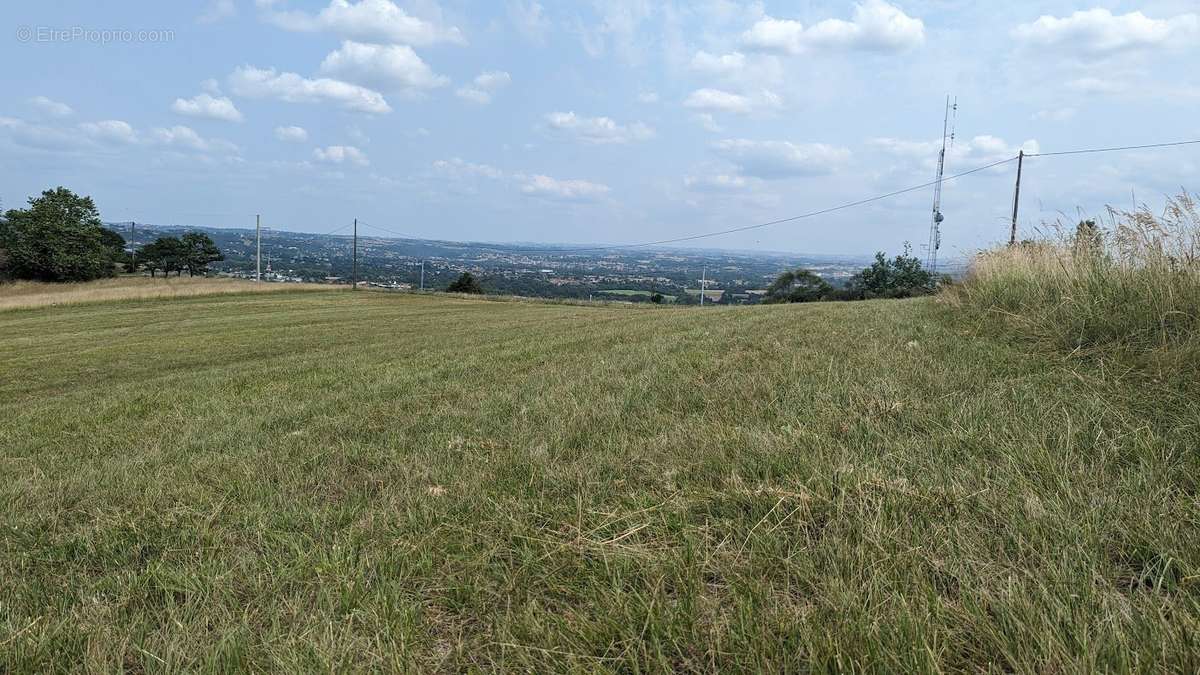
[352,218,358,290]
[1009,150,1025,247]
[700,267,707,307]
[419,260,425,291]
[255,214,262,282]
[130,221,136,273]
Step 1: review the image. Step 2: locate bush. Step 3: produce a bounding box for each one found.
[846,244,937,299]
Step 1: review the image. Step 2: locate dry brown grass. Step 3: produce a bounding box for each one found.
[0,276,335,311]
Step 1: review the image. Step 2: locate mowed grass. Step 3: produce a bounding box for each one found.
[2,290,1199,672]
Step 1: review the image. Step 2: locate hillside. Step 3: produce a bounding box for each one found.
[2,289,1198,671]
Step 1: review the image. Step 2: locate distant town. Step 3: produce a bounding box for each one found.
[106,221,965,304]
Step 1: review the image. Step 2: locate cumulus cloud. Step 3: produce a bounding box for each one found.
[742,0,924,55]
[712,139,851,179]
[27,96,73,118]
[433,157,505,179]
[265,0,466,46]
[314,144,369,166]
[689,51,747,76]
[150,125,239,153]
[171,93,244,122]
[1013,8,1199,55]
[456,70,512,105]
[319,41,448,94]
[684,173,750,192]
[520,174,611,201]
[79,119,138,144]
[684,88,780,115]
[543,111,654,144]
[433,158,610,202]
[229,65,391,114]
[871,134,1039,170]
[274,125,308,142]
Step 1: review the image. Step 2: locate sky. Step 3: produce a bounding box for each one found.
[1,1,1198,256]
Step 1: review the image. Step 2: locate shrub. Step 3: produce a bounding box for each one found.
[846,243,938,299]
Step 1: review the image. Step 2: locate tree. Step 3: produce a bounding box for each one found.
[181,232,224,276]
[763,268,832,304]
[137,237,187,278]
[649,292,665,304]
[447,271,483,294]
[99,228,126,260]
[846,243,937,299]
[0,187,116,281]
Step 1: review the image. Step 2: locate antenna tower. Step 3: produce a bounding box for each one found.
[926,96,956,273]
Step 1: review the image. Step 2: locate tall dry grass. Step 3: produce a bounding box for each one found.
[947,192,1200,372]
[0,276,334,311]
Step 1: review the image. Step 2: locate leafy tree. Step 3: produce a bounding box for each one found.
[846,244,937,299]
[99,228,126,259]
[138,237,187,278]
[447,271,483,294]
[763,268,831,304]
[649,292,664,304]
[181,232,224,276]
[0,187,116,281]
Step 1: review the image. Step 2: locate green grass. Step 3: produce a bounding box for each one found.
[2,290,1199,672]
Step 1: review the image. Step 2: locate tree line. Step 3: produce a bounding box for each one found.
[0,187,223,282]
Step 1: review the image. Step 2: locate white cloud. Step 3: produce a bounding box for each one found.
[433,157,505,179]
[27,96,73,118]
[520,174,610,201]
[314,144,369,166]
[684,88,780,115]
[265,0,466,47]
[171,93,244,122]
[150,125,239,153]
[712,139,850,179]
[871,134,1039,169]
[456,70,511,105]
[274,125,308,142]
[1013,8,1199,55]
[684,173,750,192]
[79,119,137,144]
[229,66,391,114]
[637,91,659,104]
[694,113,722,133]
[742,0,924,55]
[318,41,448,94]
[689,50,747,76]
[543,111,654,144]
[1067,77,1125,95]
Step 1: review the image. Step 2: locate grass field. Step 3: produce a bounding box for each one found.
[2,287,1199,671]
[0,276,330,312]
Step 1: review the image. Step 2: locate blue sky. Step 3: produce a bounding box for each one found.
[2,1,1197,255]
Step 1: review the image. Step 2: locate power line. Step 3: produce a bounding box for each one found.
[1026,138,1200,158]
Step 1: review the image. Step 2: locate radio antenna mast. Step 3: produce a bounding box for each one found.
[926,95,956,273]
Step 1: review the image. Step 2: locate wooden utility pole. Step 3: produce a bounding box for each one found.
[352,218,358,290]
[1009,151,1024,247]
[255,214,262,281]
[130,221,136,273]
